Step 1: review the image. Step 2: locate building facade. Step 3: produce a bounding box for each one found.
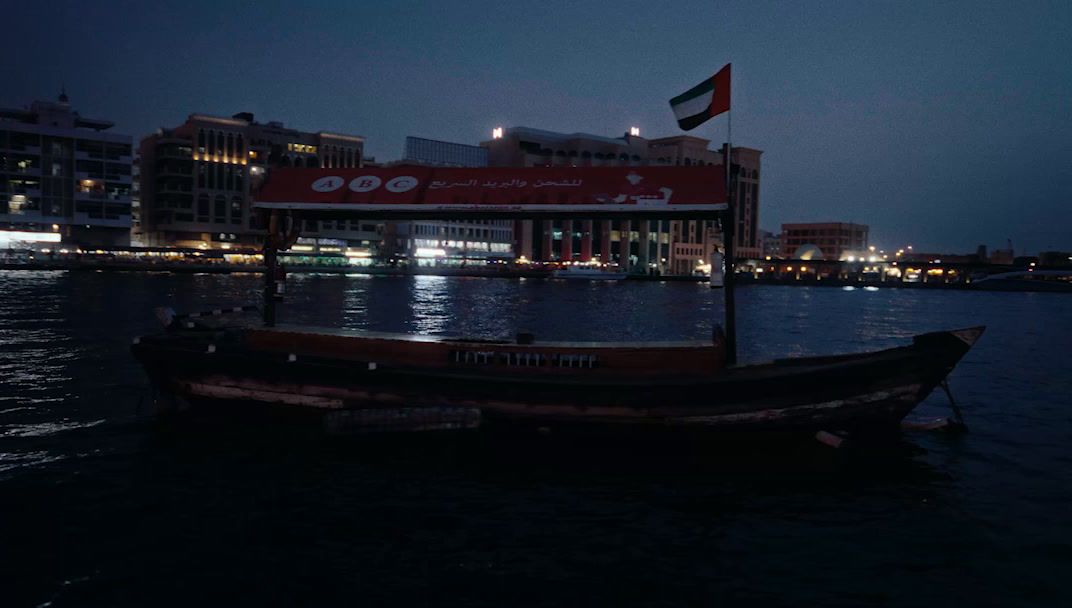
[781,222,869,260]
[481,126,761,274]
[138,112,376,252]
[392,137,512,265]
[1,93,133,247]
[760,229,783,259]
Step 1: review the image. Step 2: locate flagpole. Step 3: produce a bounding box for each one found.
[722,75,738,366]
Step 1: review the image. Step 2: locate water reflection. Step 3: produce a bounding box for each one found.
[410,275,453,335]
[0,272,1070,605]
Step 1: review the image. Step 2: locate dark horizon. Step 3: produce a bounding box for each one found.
[2,0,1069,254]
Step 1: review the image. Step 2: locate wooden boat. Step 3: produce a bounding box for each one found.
[131,165,984,437]
[132,321,983,434]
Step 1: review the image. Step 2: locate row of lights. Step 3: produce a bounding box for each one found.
[191,153,249,165]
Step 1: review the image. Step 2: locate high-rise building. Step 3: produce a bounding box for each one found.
[1,92,133,247]
[392,137,513,265]
[138,112,376,252]
[481,126,762,273]
[781,222,869,260]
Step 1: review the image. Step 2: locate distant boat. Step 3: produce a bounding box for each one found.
[971,270,1072,293]
[552,266,628,281]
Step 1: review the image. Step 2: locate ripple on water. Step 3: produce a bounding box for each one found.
[1,418,105,438]
[0,450,66,474]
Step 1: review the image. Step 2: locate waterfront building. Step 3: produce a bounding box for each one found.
[760,229,783,259]
[1,92,133,247]
[138,112,375,254]
[481,126,761,273]
[781,222,869,261]
[391,137,513,265]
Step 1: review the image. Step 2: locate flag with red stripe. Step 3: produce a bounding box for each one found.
[670,64,731,131]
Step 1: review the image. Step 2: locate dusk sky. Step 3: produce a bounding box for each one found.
[4,0,1070,253]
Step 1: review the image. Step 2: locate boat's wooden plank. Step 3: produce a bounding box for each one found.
[260,324,714,349]
[243,326,725,375]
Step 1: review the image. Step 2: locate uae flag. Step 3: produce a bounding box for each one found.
[669,63,731,131]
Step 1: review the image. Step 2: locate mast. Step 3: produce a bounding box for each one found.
[723,139,737,366]
[721,71,738,366]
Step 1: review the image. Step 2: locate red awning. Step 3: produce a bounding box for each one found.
[253,166,727,218]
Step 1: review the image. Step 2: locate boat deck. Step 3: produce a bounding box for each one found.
[241,324,727,376]
[261,324,716,350]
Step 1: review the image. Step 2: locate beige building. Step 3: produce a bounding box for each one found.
[482,126,761,274]
[139,112,374,250]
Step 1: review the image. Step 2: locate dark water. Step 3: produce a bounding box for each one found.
[1,270,1070,607]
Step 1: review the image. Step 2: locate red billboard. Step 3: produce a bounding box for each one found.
[253,166,727,216]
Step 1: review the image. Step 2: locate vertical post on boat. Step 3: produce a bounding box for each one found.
[722,137,737,366]
[263,210,278,327]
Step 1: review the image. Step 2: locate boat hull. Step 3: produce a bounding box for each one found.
[131,326,983,434]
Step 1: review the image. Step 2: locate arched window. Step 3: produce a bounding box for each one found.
[197,194,209,221]
[226,133,234,159]
[197,130,206,154]
[216,132,224,156]
[235,134,244,158]
[230,196,242,224]
[213,195,226,223]
[206,130,215,156]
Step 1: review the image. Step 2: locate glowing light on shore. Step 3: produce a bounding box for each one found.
[0,230,61,245]
[416,247,447,258]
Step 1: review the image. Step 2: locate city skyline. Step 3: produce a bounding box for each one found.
[3,0,1070,254]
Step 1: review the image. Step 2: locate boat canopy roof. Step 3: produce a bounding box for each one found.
[253,166,728,219]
